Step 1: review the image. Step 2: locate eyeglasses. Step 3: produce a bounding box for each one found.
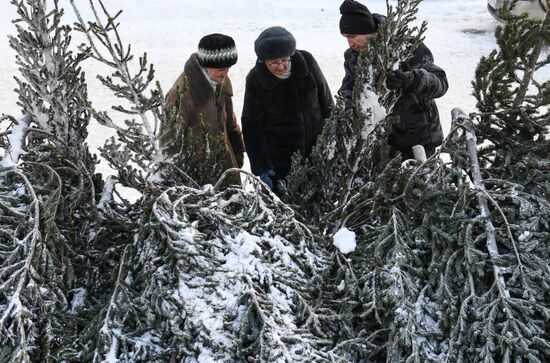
[265,57,291,67]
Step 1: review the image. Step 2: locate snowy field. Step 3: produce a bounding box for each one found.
[0,0,505,175]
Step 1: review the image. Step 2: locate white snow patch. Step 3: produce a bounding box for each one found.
[70,288,87,313]
[360,88,387,123]
[332,227,356,254]
[326,139,337,160]
[9,186,26,197]
[1,115,30,167]
[97,176,116,210]
[359,88,387,139]
[222,232,263,276]
[337,280,346,291]
[104,330,120,363]
[518,231,531,242]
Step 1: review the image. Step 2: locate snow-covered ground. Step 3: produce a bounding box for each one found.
[0,0,501,175]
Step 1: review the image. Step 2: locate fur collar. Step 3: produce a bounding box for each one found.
[184,53,233,106]
[253,50,309,90]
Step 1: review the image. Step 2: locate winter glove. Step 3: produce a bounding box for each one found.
[385,70,416,90]
[259,169,275,189]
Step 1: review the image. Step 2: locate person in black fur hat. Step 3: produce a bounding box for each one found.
[338,0,449,160]
[254,26,297,62]
[242,26,334,192]
[161,33,244,182]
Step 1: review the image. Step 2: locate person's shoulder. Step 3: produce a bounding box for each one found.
[221,76,233,95]
[415,42,433,56]
[373,13,385,24]
[411,41,434,65]
[297,49,313,58]
[245,63,262,84]
[344,48,356,59]
[295,49,315,64]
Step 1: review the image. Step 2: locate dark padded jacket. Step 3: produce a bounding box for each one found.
[339,16,448,156]
[242,50,333,181]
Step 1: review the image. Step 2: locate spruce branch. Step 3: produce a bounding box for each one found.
[0,169,40,363]
[70,0,166,190]
[512,7,549,108]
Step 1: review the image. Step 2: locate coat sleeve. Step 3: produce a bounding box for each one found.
[409,64,448,100]
[226,107,245,168]
[407,43,448,100]
[338,49,356,109]
[306,52,334,119]
[241,77,271,175]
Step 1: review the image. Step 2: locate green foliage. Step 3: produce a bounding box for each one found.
[0,1,102,361]
[473,7,550,197]
[285,2,550,362]
[65,176,343,362]
[158,115,231,188]
[1,1,549,362]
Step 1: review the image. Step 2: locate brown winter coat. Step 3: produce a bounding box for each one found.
[161,53,245,171]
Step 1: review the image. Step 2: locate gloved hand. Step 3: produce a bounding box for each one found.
[385,70,416,90]
[259,169,275,189]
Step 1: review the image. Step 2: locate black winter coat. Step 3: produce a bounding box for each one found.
[340,19,448,157]
[242,50,333,181]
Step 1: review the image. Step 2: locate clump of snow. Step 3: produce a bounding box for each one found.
[337,280,346,291]
[70,288,87,313]
[97,176,116,210]
[202,184,214,194]
[359,87,387,139]
[333,227,356,254]
[326,139,337,160]
[1,115,30,167]
[518,231,531,242]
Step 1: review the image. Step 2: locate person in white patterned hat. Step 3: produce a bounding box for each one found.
[162,34,245,178]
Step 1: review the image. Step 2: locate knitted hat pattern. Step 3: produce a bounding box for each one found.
[197,33,238,68]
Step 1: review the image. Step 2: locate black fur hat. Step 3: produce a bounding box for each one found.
[254,26,296,61]
[197,33,238,68]
[339,0,377,35]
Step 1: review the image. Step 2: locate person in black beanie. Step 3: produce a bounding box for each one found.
[161,33,245,181]
[242,26,334,192]
[338,0,449,159]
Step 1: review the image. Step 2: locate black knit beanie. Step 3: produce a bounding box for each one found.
[339,0,377,35]
[254,26,296,62]
[197,33,238,68]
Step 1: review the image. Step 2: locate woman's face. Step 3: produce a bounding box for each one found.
[265,56,291,76]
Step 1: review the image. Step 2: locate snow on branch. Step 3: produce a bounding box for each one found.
[73,171,343,361]
[9,0,92,149]
[0,115,30,167]
[0,164,71,361]
[70,0,166,189]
